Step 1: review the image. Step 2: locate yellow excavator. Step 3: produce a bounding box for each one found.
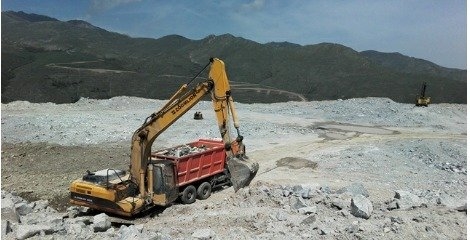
[415,82,431,107]
[69,58,259,216]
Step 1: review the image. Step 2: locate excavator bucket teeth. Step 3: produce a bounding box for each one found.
[227,156,259,192]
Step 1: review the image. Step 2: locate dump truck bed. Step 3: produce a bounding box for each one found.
[151,139,226,187]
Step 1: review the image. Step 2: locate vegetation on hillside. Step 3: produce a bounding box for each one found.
[1,11,466,104]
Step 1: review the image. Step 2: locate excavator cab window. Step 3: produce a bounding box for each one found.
[153,165,164,194]
[163,162,178,201]
[164,165,176,190]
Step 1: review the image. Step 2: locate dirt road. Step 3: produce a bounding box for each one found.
[1,97,466,239]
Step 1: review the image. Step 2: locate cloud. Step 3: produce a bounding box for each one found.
[90,0,141,12]
[242,0,265,11]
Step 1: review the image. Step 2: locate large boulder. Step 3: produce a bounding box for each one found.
[350,195,373,219]
[192,228,217,240]
[291,196,308,211]
[31,200,49,212]
[330,193,351,210]
[298,206,317,215]
[291,185,313,198]
[14,202,34,216]
[394,190,424,210]
[65,223,86,236]
[20,211,63,225]
[437,193,466,211]
[92,213,111,232]
[118,224,144,239]
[2,220,12,238]
[1,197,19,223]
[16,224,54,240]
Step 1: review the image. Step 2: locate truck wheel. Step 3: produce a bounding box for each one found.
[181,185,196,204]
[197,182,212,200]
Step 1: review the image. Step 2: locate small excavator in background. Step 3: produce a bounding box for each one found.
[69,58,259,217]
[193,111,203,120]
[415,82,431,107]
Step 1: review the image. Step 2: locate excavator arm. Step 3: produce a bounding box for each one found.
[208,58,259,191]
[129,58,259,198]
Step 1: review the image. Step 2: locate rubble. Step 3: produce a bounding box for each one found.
[155,144,209,157]
[1,97,466,239]
[0,180,467,239]
[0,191,169,239]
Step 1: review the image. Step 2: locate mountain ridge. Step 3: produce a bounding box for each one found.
[1,11,466,104]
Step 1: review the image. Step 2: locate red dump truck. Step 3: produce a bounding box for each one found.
[150,139,231,204]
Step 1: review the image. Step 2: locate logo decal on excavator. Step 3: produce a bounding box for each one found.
[171,91,198,115]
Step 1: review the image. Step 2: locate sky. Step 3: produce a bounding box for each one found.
[1,0,467,69]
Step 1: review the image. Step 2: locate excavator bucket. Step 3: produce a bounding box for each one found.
[227,156,259,192]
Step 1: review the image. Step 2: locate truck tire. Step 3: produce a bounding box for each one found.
[181,185,196,204]
[197,182,212,200]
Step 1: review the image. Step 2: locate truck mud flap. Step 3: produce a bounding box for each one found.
[227,156,259,192]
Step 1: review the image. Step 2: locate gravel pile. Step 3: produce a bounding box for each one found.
[1,190,169,240]
[2,97,465,147]
[2,181,466,239]
[1,96,466,239]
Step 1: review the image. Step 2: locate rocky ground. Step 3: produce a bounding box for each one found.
[1,97,467,239]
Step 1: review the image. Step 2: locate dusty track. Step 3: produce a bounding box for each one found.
[46,60,136,74]
[47,59,308,102]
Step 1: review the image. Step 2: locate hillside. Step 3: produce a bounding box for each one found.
[360,50,466,82]
[1,11,466,104]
